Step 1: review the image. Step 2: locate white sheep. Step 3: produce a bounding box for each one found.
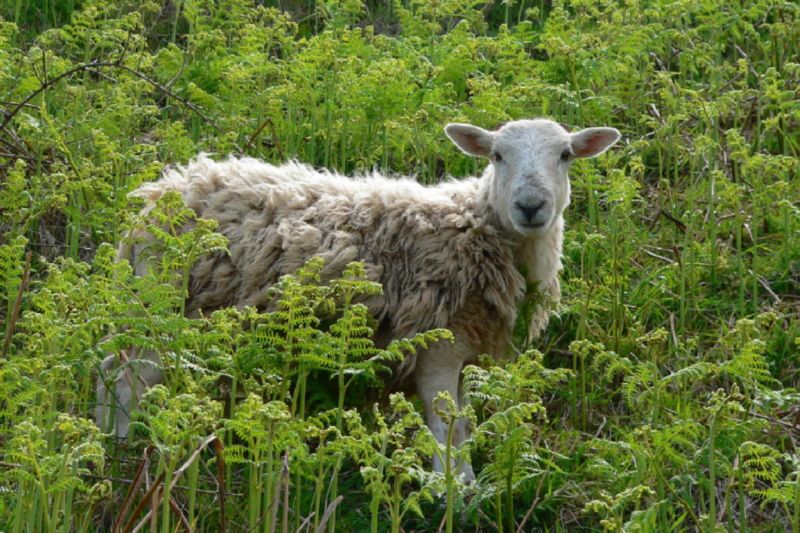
[97,118,620,480]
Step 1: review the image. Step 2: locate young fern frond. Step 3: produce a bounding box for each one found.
[659,361,715,386]
[652,420,701,468]
[6,414,106,532]
[0,234,28,319]
[741,440,800,524]
[345,394,438,533]
[0,367,45,424]
[465,350,571,531]
[623,362,654,409]
[589,347,634,384]
[721,339,779,390]
[719,315,781,396]
[583,485,657,533]
[741,441,783,485]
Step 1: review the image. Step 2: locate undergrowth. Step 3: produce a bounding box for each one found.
[0,0,799,531]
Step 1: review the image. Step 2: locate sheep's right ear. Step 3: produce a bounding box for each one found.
[445,124,495,158]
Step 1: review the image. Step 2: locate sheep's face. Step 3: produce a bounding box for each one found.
[445,119,621,237]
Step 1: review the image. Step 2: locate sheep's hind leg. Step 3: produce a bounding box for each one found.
[96,348,164,437]
[415,345,476,482]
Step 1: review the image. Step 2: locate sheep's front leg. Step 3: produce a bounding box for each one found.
[415,342,476,482]
[96,348,164,437]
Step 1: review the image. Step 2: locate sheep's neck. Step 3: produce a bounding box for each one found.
[517,216,564,287]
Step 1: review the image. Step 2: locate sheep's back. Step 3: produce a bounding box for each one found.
[126,156,530,373]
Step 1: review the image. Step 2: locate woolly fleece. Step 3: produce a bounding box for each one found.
[122,155,561,380]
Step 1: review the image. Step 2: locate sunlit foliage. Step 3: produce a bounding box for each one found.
[0,0,799,531]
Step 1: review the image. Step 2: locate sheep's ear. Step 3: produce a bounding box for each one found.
[445,123,495,158]
[571,127,621,158]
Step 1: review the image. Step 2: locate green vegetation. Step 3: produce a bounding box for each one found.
[1,0,799,531]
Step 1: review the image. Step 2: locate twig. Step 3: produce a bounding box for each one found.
[214,438,227,532]
[244,116,284,160]
[0,131,35,160]
[84,67,118,83]
[1,60,240,153]
[0,100,39,110]
[113,64,228,138]
[643,249,675,265]
[753,272,780,305]
[171,436,224,489]
[0,149,37,161]
[242,478,285,533]
[167,496,193,533]
[78,471,242,496]
[122,435,225,533]
[669,313,679,348]
[113,447,154,533]
[475,509,500,531]
[313,496,343,533]
[122,436,223,533]
[672,244,682,268]
[744,411,798,452]
[718,71,744,93]
[296,512,316,533]
[121,470,167,533]
[647,209,662,231]
[593,416,608,438]
[516,471,549,533]
[2,251,32,360]
[269,451,290,533]
[130,492,192,533]
[660,209,687,233]
[147,465,157,532]
[282,453,290,533]
[1,61,119,133]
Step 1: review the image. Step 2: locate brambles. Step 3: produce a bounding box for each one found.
[1,0,799,531]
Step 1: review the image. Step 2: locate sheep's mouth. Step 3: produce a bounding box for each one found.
[520,222,546,229]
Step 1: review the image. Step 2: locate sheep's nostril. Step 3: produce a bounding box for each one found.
[516,201,546,223]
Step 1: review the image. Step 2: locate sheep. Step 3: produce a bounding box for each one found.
[97,118,620,481]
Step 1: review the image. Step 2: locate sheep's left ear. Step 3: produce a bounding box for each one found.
[571,127,621,158]
[445,123,495,158]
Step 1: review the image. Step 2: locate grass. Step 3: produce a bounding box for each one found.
[0,0,799,531]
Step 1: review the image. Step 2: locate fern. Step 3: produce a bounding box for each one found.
[4,1,800,531]
[260,257,332,412]
[223,394,299,530]
[129,385,222,533]
[652,421,702,469]
[742,441,800,531]
[345,393,438,533]
[719,315,781,398]
[5,415,105,533]
[589,346,634,385]
[465,350,571,533]
[0,234,27,324]
[583,485,658,533]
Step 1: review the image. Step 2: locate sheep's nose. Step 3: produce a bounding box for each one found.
[516,201,546,224]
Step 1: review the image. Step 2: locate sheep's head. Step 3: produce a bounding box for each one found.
[445,119,620,237]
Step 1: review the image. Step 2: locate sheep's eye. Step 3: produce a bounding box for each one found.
[560,150,571,162]
[494,152,503,162]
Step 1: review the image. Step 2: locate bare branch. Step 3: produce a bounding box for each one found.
[2,251,32,360]
[244,116,284,160]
